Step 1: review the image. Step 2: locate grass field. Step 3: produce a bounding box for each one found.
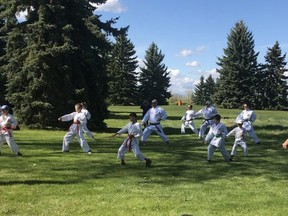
[0,105,288,216]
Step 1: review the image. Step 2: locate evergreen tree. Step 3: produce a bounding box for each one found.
[0,0,120,128]
[214,21,260,109]
[204,74,215,102]
[0,17,6,104]
[192,76,206,105]
[192,75,215,105]
[107,29,139,105]
[259,41,288,110]
[138,42,171,105]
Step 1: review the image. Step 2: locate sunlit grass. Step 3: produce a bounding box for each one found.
[0,105,287,216]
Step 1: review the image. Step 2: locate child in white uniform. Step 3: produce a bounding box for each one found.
[0,105,22,156]
[58,103,92,153]
[180,104,198,134]
[205,114,232,162]
[227,120,248,157]
[113,112,152,167]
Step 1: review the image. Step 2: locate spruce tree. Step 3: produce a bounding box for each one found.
[192,76,206,105]
[214,21,260,108]
[107,29,139,105]
[138,42,171,105]
[259,41,288,110]
[204,75,215,102]
[0,0,119,128]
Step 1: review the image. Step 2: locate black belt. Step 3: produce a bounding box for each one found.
[149,123,160,125]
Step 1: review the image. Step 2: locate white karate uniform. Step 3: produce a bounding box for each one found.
[141,106,168,144]
[205,122,230,161]
[81,108,94,139]
[236,109,260,144]
[194,105,218,139]
[0,114,20,154]
[117,122,145,161]
[60,111,91,152]
[181,110,198,134]
[227,126,248,156]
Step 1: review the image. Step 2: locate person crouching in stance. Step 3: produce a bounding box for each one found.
[113,112,152,167]
[58,103,92,154]
[0,105,22,156]
[204,114,232,162]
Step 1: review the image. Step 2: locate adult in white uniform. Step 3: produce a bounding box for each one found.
[113,112,152,167]
[235,102,260,144]
[194,101,218,139]
[141,99,169,145]
[226,120,248,157]
[205,114,232,162]
[180,104,198,134]
[58,103,92,153]
[0,105,22,156]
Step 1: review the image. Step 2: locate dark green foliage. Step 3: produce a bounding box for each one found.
[0,0,120,129]
[138,42,171,105]
[107,29,139,105]
[258,41,288,110]
[192,75,215,105]
[214,21,260,109]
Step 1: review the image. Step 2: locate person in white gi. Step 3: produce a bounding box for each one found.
[58,103,92,153]
[81,102,96,140]
[235,103,260,145]
[205,114,232,162]
[226,120,248,158]
[194,101,218,139]
[141,99,169,145]
[113,112,152,167]
[180,104,198,134]
[0,105,22,156]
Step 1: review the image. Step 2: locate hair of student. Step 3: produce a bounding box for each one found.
[129,112,137,118]
[75,103,83,109]
[213,114,221,121]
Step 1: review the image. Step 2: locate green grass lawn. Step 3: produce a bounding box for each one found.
[0,105,288,216]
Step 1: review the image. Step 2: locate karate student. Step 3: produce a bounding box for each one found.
[141,99,169,145]
[205,114,232,162]
[235,102,260,145]
[81,102,96,140]
[180,104,198,134]
[113,112,152,167]
[194,100,218,139]
[58,103,92,154]
[0,105,22,156]
[226,120,248,158]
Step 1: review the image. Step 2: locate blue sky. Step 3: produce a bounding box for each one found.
[94,0,288,95]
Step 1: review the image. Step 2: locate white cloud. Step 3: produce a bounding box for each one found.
[176,45,208,57]
[185,61,200,67]
[177,49,193,57]
[92,0,126,13]
[168,68,196,95]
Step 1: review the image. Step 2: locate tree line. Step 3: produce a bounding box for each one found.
[0,1,170,129]
[192,21,288,110]
[0,2,287,130]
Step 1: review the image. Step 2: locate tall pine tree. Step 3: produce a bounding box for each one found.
[192,76,206,105]
[107,29,139,105]
[138,42,171,105]
[259,41,288,110]
[214,21,260,109]
[0,0,120,128]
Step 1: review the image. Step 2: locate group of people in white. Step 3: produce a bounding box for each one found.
[180,100,260,162]
[0,98,260,166]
